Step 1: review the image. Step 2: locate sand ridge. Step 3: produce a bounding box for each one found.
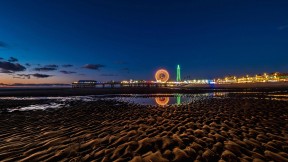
[0,97,288,161]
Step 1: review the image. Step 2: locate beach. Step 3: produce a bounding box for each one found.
[0,92,288,161]
[2,0,287,161]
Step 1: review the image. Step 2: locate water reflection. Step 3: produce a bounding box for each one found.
[213,92,227,97]
[155,97,170,106]
[154,94,189,106]
[177,94,181,105]
[2,92,288,112]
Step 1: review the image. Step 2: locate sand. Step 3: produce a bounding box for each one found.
[0,96,288,161]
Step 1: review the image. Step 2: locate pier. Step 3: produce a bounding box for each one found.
[72,80,185,88]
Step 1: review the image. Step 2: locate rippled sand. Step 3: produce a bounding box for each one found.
[0,98,288,161]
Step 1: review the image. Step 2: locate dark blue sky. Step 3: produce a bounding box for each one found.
[0,0,287,83]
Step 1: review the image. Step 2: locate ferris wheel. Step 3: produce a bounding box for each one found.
[155,69,169,82]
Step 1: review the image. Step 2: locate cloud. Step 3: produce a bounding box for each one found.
[0,57,3,60]
[0,41,8,48]
[12,76,23,79]
[15,74,31,79]
[34,67,57,71]
[25,63,31,67]
[8,57,18,62]
[34,64,58,71]
[0,69,14,73]
[0,61,26,72]
[60,70,76,74]
[277,24,288,30]
[82,64,105,70]
[101,73,118,77]
[12,73,53,79]
[32,73,53,78]
[45,64,58,68]
[62,64,73,68]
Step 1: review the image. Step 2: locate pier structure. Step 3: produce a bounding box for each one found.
[72,80,97,88]
[72,80,186,88]
[73,68,176,88]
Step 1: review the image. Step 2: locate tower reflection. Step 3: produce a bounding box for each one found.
[155,97,170,106]
[176,94,181,105]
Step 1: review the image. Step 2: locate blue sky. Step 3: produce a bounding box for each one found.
[0,0,287,84]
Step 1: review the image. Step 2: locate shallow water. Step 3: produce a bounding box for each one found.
[0,93,225,112]
[105,93,225,106]
[8,103,65,112]
[1,91,288,112]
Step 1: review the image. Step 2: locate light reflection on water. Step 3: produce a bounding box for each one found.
[0,96,97,102]
[0,96,99,112]
[0,93,226,112]
[105,93,227,106]
[8,103,65,112]
[1,92,288,112]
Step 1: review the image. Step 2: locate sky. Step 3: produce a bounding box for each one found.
[0,0,288,84]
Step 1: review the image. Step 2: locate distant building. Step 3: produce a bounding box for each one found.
[72,80,97,88]
[278,73,288,81]
[216,72,288,84]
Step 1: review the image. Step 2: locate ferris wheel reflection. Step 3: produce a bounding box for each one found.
[155,97,170,106]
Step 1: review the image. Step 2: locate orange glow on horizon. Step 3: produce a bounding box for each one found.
[0,74,75,85]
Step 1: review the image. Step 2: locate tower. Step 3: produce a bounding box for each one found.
[176,64,181,82]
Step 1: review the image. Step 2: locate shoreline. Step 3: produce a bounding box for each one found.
[0,86,288,97]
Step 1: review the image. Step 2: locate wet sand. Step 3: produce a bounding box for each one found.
[0,96,288,161]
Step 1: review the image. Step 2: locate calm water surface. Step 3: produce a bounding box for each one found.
[1,92,287,112]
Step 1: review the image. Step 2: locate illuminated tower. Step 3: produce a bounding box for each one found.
[176,65,181,82]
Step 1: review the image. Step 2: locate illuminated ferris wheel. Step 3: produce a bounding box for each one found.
[155,69,169,83]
